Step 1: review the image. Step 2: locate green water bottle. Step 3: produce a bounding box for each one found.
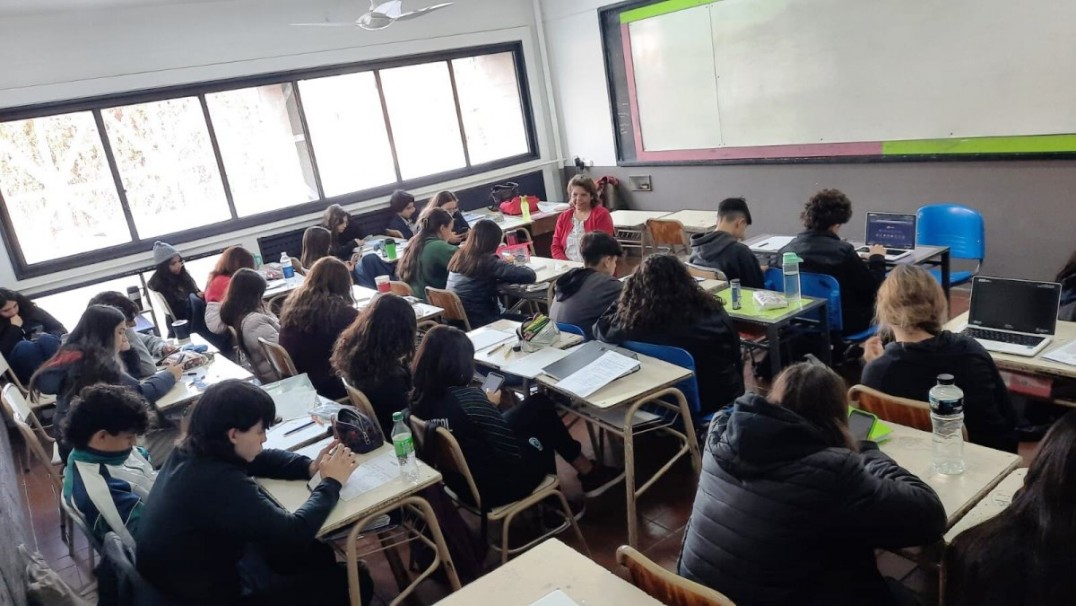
[385,239,397,261]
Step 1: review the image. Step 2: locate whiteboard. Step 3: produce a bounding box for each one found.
[625,0,1076,153]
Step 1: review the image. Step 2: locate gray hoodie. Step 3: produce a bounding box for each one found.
[549,268,622,339]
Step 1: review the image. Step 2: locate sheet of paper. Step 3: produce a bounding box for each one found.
[526,261,547,271]
[555,351,639,398]
[501,347,571,379]
[530,590,581,606]
[468,327,516,352]
[264,417,327,452]
[1043,340,1076,366]
[752,235,795,251]
[263,377,319,421]
[307,451,401,501]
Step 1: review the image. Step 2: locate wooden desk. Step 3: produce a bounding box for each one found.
[351,286,444,323]
[879,423,1021,528]
[498,257,584,310]
[944,467,1025,543]
[663,209,716,233]
[156,353,254,412]
[716,288,831,377]
[610,210,671,256]
[945,312,1076,381]
[436,539,661,605]
[264,275,304,300]
[471,319,583,372]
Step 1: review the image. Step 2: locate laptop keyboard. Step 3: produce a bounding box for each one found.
[963,327,1046,347]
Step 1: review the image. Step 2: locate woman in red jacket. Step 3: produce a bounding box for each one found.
[551,175,614,261]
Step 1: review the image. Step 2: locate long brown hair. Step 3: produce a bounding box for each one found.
[615,253,721,333]
[768,363,855,451]
[219,268,268,335]
[397,208,453,283]
[447,219,500,276]
[331,294,416,387]
[410,325,475,414]
[321,204,350,250]
[300,226,332,270]
[207,246,255,283]
[279,257,354,332]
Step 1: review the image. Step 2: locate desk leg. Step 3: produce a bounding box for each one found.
[622,401,640,549]
[819,302,832,365]
[378,531,411,596]
[767,325,783,379]
[941,250,952,302]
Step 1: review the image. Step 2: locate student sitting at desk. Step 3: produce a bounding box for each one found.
[862,265,1018,452]
[594,254,743,415]
[447,219,536,328]
[0,287,66,384]
[422,190,468,243]
[779,189,886,335]
[550,232,623,339]
[411,326,617,505]
[204,246,257,334]
[945,410,1076,606]
[321,203,366,261]
[296,226,328,275]
[385,190,418,240]
[688,197,765,288]
[397,208,459,302]
[332,294,416,439]
[136,380,368,606]
[551,175,614,262]
[279,258,358,400]
[146,241,202,330]
[220,269,280,384]
[31,305,179,463]
[87,292,178,380]
[1057,249,1076,321]
[679,363,946,606]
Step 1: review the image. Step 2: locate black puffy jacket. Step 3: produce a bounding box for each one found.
[446,256,536,328]
[678,394,946,606]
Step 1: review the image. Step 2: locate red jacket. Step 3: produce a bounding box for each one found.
[551,205,615,261]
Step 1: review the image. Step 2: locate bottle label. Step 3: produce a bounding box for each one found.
[929,396,964,415]
[393,435,413,458]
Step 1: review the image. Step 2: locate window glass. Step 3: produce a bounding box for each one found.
[299,72,397,196]
[205,84,318,216]
[0,112,131,264]
[102,97,231,238]
[380,62,467,179]
[452,53,530,164]
[33,275,144,334]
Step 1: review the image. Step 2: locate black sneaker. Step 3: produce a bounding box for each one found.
[579,464,623,498]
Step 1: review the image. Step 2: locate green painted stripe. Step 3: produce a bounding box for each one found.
[883,135,1076,155]
[621,0,716,24]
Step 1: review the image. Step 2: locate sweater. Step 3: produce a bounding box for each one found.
[551,206,614,261]
[124,327,172,379]
[0,306,66,358]
[63,445,156,545]
[279,306,359,400]
[549,268,622,339]
[861,331,1018,452]
[237,311,281,384]
[203,274,231,304]
[688,230,765,288]
[678,395,946,606]
[446,257,536,328]
[136,448,340,605]
[407,238,458,302]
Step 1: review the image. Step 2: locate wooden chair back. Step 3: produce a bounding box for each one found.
[646,219,689,255]
[341,379,386,443]
[503,228,537,256]
[685,263,727,281]
[389,281,414,297]
[848,384,968,439]
[267,293,289,316]
[409,416,483,510]
[258,338,298,380]
[224,326,242,359]
[425,287,472,331]
[616,545,736,606]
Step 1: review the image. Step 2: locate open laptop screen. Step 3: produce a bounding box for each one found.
[969,277,1061,335]
[865,213,916,249]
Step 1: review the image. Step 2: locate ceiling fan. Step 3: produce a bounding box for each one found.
[292,0,454,31]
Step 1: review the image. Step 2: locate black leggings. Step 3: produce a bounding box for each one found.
[238,540,370,606]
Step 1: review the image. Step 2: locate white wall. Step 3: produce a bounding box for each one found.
[0,0,562,294]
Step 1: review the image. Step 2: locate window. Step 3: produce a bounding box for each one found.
[0,43,536,279]
[299,73,397,196]
[380,62,467,179]
[102,97,232,238]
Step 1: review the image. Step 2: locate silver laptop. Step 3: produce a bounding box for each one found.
[856,212,916,262]
[962,277,1061,357]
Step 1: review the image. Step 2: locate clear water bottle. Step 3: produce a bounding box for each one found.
[391,411,420,483]
[280,252,295,283]
[782,252,802,302]
[929,373,966,475]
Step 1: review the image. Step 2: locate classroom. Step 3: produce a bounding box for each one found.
[2,0,1075,604]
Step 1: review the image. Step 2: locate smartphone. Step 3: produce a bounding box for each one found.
[848,409,877,442]
[482,372,505,394]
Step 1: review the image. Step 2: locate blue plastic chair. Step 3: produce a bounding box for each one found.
[763,267,783,292]
[916,203,984,286]
[622,340,713,428]
[556,322,587,340]
[798,272,877,343]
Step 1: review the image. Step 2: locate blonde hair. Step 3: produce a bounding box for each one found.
[875,265,948,334]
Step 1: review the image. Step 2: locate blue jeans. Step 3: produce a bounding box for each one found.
[9,334,61,384]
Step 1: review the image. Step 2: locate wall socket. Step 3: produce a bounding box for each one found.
[628,175,652,191]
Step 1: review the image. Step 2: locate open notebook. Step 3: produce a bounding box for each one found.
[544,342,641,398]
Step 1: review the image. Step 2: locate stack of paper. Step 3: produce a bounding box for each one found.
[1043,340,1076,366]
[467,327,516,351]
[307,451,401,501]
[501,348,571,379]
[555,351,640,398]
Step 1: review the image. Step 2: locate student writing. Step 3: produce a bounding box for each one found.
[549,232,623,339]
[446,219,536,328]
[397,208,458,302]
[688,197,765,288]
[87,291,178,380]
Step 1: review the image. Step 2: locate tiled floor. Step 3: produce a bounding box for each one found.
[11,285,1036,605]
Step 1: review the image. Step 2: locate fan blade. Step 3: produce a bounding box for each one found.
[290,22,358,26]
[395,3,452,21]
[374,0,403,19]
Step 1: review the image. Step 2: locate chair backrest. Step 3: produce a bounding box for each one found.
[646,219,688,249]
[916,203,985,262]
[266,293,289,316]
[762,267,783,292]
[258,338,298,379]
[410,416,484,511]
[224,326,242,359]
[556,322,587,339]
[616,545,736,606]
[0,349,28,393]
[425,287,472,331]
[146,288,176,330]
[341,379,386,443]
[1,384,60,488]
[102,531,175,606]
[685,263,726,282]
[622,340,702,418]
[503,228,537,256]
[849,384,942,436]
[389,281,414,297]
[798,271,844,333]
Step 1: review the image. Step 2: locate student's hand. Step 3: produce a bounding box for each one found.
[867,244,886,257]
[164,363,183,379]
[448,233,463,245]
[161,344,179,356]
[320,444,360,485]
[485,389,502,407]
[864,336,885,363]
[345,260,356,273]
[309,439,340,478]
[9,314,22,328]
[197,291,205,299]
[353,239,365,249]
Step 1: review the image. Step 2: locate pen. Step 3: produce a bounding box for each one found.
[488,342,507,356]
[283,420,316,436]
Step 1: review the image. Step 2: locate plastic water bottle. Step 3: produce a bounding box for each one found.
[929,374,966,475]
[782,252,802,302]
[520,196,531,222]
[391,411,420,483]
[280,252,295,283]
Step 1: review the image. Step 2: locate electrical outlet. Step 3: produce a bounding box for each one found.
[628,175,652,191]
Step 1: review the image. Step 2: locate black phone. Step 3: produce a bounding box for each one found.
[848,409,877,442]
[482,372,505,394]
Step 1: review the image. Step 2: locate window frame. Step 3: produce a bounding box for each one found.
[0,42,538,279]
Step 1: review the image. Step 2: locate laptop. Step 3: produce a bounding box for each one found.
[961,276,1061,357]
[856,212,917,262]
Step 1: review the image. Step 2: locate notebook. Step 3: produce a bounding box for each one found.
[856,212,916,261]
[541,341,638,381]
[962,277,1061,357]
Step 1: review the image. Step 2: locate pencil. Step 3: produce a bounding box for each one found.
[283,420,316,436]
